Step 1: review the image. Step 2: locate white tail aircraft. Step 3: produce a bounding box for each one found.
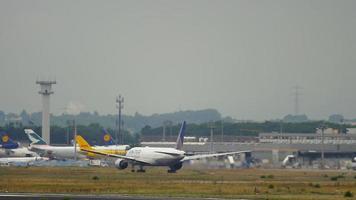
[77,121,251,173]
[24,129,86,160]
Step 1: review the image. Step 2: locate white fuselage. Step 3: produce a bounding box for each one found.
[30,145,129,160]
[29,145,85,159]
[126,147,185,166]
[94,145,129,151]
[0,156,46,165]
[0,147,39,158]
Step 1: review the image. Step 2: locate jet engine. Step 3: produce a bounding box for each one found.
[170,162,183,171]
[115,159,128,169]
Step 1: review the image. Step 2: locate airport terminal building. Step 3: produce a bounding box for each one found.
[259,132,356,144]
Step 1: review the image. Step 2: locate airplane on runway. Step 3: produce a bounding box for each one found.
[24,129,85,160]
[77,121,251,173]
[0,132,39,157]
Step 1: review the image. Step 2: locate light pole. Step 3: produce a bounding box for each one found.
[280,120,283,143]
[66,120,71,145]
[163,121,171,142]
[73,119,77,161]
[168,121,173,141]
[63,104,79,160]
[116,95,124,145]
[208,121,215,153]
[320,123,327,169]
[221,120,224,142]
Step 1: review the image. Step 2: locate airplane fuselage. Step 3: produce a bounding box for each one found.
[30,145,129,160]
[92,145,129,155]
[126,147,185,166]
[29,145,86,159]
[0,147,38,158]
[0,156,46,165]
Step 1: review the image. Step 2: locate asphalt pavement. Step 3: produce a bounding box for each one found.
[0,193,232,200]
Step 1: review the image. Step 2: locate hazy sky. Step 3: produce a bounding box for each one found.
[0,0,355,120]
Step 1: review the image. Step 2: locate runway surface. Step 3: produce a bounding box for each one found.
[0,193,232,200]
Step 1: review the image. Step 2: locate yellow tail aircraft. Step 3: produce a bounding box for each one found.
[76,135,129,158]
[76,121,251,173]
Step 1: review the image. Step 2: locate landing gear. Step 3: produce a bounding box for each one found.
[167,162,182,173]
[131,164,135,172]
[136,165,146,173]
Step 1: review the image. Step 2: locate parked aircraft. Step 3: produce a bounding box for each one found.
[0,131,18,149]
[24,129,128,159]
[0,156,48,166]
[0,132,38,157]
[24,129,85,160]
[102,128,115,146]
[93,129,129,154]
[77,121,251,173]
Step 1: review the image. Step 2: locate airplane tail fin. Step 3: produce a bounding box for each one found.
[24,129,47,145]
[0,131,19,149]
[75,135,93,150]
[102,129,114,146]
[176,121,186,150]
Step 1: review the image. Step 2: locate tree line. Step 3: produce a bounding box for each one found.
[1,120,354,146]
[0,123,140,146]
[141,121,354,137]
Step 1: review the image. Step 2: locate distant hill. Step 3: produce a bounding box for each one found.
[0,109,223,133]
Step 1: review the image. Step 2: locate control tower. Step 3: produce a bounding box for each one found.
[36,80,56,144]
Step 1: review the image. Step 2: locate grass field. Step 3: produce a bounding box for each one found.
[0,167,356,199]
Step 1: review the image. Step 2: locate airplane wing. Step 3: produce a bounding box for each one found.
[181,150,251,162]
[27,146,57,160]
[28,146,47,156]
[80,148,150,165]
